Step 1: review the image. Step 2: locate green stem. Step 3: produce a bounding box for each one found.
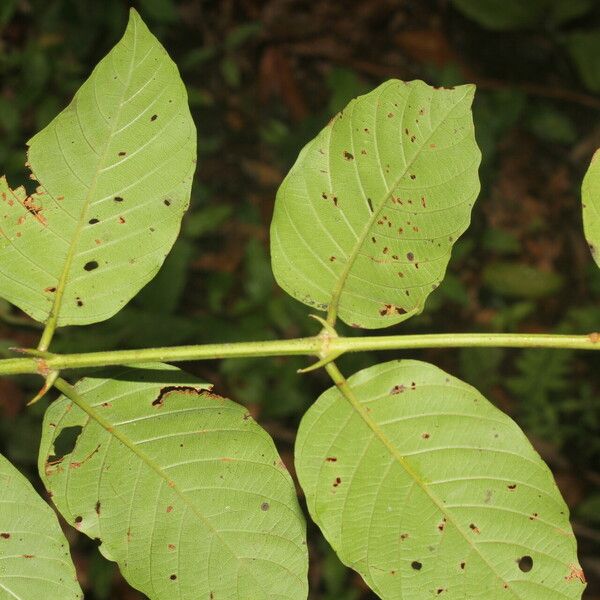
[38,314,59,352]
[0,331,598,376]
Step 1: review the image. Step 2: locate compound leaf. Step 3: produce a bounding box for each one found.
[295,360,584,599]
[0,9,195,326]
[271,80,480,329]
[0,453,82,600]
[582,149,600,267]
[38,364,308,600]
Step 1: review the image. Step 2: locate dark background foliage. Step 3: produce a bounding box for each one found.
[0,0,599,597]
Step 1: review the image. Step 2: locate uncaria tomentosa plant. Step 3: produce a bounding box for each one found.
[0,10,597,600]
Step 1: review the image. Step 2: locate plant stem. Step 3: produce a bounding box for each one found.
[0,331,598,376]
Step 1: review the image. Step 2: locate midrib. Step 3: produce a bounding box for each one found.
[59,384,274,595]
[330,364,526,600]
[326,87,470,324]
[40,21,139,343]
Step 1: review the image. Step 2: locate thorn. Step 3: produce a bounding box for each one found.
[297,351,344,374]
[27,370,59,406]
[10,347,54,358]
[308,314,338,338]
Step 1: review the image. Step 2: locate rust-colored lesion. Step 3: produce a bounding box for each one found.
[565,564,586,584]
[69,443,101,469]
[0,175,48,243]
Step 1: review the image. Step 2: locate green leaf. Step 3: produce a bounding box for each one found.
[39,364,308,600]
[508,347,573,441]
[271,80,480,329]
[452,0,593,30]
[582,149,600,267]
[483,261,564,299]
[0,9,196,326]
[451,0,549,30]
[0,453,82,599]
[564,30,600,93]
[295,360,584,599]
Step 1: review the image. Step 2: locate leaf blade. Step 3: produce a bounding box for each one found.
[0,453,82,600]
[39,365,308,600]
[582,149,600,267]
[271,79,481,329]
[0,9,196,326]
[295,360,584,599]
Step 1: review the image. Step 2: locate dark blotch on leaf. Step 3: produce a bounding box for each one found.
[170,574,177,581]
[84,261,99,272]
[75,516,83,524]
[151,114,158,121]
[152,385,202,407]
[411,561,422,570]
[89,218,99,225]
[261,502,270,511]
[518,556,533,572]
[0,533,10,539]
[164,199,172,206]
[118,151,126,156]
[407,252,414,261]
[114,196,124,202]
[343,151,354,160]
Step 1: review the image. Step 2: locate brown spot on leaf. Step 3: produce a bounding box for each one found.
[343,151,354,160]
[325,457,337,462]
[261,502,270,511]
[411,561,422,570]
[0,533,10,539]
[469,523,480,534]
